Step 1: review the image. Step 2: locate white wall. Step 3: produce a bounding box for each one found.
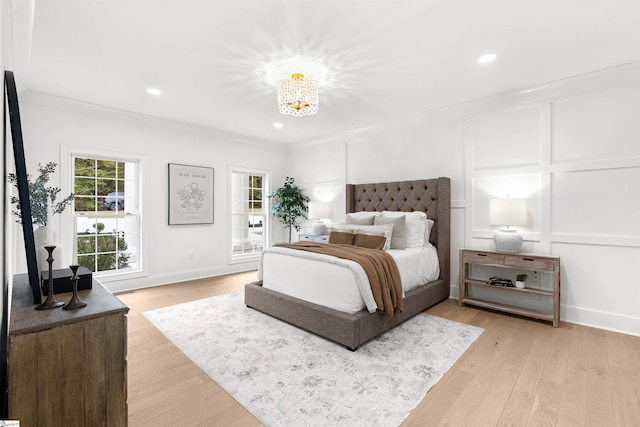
[13,93,288,293]
[288,140,347,237]
[290,63,640,336]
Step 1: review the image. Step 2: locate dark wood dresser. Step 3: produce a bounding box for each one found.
[8,274,129,426]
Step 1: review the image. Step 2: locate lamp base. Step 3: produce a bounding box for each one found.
[311,221,327,235]
[493,229,523,253]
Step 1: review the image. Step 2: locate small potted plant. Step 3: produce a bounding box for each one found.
[515,273,528,289]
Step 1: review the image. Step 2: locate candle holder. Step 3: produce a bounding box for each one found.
[36,246,65,310]
[63,264,87,310]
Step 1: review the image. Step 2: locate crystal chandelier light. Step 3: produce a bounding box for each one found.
[277,73,319,117]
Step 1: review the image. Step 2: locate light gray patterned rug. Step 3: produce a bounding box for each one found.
[144,292,483,427]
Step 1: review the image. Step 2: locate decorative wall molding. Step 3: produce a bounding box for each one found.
[471,231,640,248]
[550,158,640,173]
[462,64,640,336]
[450,200,465,209]
[550,233,640,248]
[471,230,541,242]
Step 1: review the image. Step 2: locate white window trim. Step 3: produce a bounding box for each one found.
[61,144,148,281]
[227,165,270,265]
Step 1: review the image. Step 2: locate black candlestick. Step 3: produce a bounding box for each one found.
[36,245,64,310]
[63,264,87,310]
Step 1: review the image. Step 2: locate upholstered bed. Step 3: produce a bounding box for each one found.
[245,177,450,350]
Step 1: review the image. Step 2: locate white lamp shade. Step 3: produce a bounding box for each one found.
[489,198,527,226]
[308,202,332,235]
[308,202,332,220]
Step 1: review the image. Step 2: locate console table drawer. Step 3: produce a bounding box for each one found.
[504,255,556,271]
[462,251,504,265]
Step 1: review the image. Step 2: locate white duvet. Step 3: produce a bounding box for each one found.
[258,245,440,314]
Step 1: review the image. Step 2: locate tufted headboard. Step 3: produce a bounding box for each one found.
[346,177,450,285]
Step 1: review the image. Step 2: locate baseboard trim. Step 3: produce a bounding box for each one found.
[108,262,259,294]
[561,304,640,337]
[450,286,639,337]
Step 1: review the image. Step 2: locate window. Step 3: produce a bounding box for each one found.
[73,156,139,274]
[230,170,268,260]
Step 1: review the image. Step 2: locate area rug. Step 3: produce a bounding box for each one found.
[144,292,483,427]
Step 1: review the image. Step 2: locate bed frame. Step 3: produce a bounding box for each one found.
[245,177,450,350]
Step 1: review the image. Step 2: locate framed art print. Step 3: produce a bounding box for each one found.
[168,163,214,225]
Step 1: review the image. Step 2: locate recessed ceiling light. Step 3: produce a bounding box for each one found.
[478,53,497,64]
[273,122,284,129]
[146,88,162,95]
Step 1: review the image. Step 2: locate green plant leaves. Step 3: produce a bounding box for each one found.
[8,162,74,225]
[268,177,310,242]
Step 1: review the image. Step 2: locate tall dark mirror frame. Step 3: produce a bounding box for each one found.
[5,71,41,305]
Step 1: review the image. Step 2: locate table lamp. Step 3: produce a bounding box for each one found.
[490,198,527,253]
[308,202,332,235]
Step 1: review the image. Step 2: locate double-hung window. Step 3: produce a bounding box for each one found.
[73,156,140,274]
[230,169,268,260]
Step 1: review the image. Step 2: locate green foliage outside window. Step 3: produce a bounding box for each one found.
[73,158,125,212]
[77,222,130,272]
[249,175,263,210]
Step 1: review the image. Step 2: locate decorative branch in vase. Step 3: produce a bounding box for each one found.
[8,162,75,230]
[9,162,74,260]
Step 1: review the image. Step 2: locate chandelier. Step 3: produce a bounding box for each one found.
[277,73,319,117]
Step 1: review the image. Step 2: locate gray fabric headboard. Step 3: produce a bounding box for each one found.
[345,177,451,286]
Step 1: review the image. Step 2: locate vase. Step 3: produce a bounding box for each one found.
[34,223,62,273]
[33,225,49,274]
[515,280,526,289]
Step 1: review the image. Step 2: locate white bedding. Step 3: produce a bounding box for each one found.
[258,245,440,314]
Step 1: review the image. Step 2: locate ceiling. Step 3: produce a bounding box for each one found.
[10,0,640,144]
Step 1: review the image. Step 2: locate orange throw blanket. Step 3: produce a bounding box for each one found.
[275,242,403,316]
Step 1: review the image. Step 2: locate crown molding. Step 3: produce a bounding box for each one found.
[290,61,640,150]
[20,90,288,152]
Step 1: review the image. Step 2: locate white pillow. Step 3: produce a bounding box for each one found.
[346,215,376,225]
[334,223,394,250]
[345,212,381,225]
[373,215,406,249]
[381,211,427,248]
[425,219,435,245]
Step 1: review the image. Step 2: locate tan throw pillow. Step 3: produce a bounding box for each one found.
[353,234,386,250]
[329,230,355,245]
[352,224,394,250]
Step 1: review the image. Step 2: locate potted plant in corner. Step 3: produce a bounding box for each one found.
[515,273,528,289]
[268,176,309,243]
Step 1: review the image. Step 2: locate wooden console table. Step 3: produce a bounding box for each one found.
[459,249,561,327]
[9,274,129,426]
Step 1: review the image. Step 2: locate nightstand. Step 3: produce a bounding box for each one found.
[459,249,561,327]
[299,234,330,243]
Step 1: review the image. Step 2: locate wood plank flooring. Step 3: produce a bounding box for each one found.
[118,272,640,426]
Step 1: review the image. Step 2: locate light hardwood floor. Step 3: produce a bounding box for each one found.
[118,272,640,427]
